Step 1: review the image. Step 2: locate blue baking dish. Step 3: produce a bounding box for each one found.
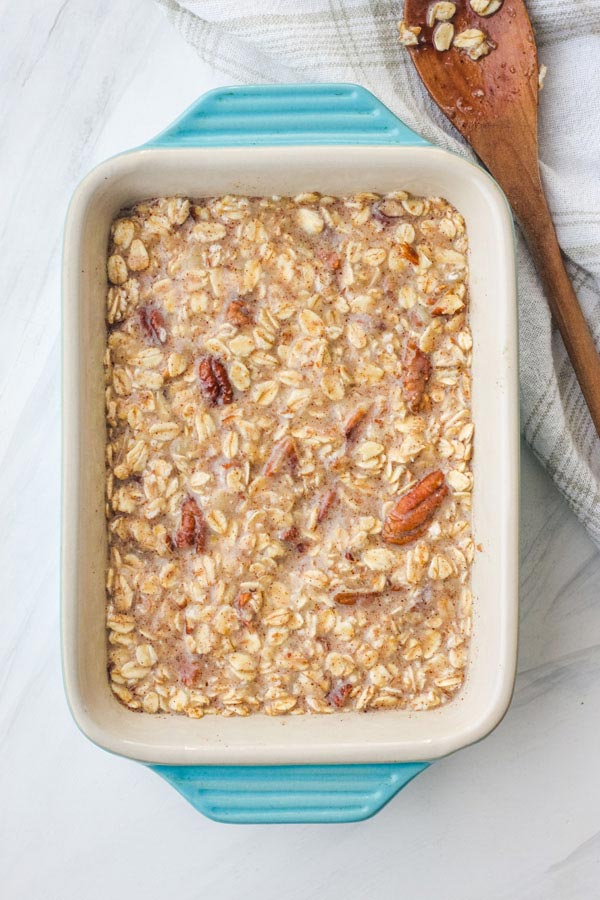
[62,83,519,824]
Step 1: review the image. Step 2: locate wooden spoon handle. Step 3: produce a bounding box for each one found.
[516,185,600,436]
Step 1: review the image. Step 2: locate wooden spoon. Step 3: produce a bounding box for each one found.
[403,0,600,436]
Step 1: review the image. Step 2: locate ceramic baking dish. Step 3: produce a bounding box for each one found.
[62,83,519,823]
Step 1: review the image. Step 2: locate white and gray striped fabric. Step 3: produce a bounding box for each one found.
[156,0,600,545]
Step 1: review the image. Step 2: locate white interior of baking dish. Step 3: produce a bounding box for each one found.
[62,145,519,765]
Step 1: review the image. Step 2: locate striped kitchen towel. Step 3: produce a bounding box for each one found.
[155,0,600,545]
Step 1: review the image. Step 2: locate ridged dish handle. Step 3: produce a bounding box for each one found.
[147,83,429,148]
[151,763,429,824]
[146,82,431,824]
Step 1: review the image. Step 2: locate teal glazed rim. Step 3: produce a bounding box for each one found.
[145,83,432,824]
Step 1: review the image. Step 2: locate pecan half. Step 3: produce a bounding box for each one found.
[316,489,337,523]
[211,358,233,404]
[264,436,297,476]
[226,299,252,327]
[343,405,369,440]
[327,682,352,709]
[139,307,167,344]
[175,497,206,553]
[383,471,448,545]
[199,355,234,405]
[401,339,431,412]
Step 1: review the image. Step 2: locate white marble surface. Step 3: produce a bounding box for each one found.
[1,1,599,897]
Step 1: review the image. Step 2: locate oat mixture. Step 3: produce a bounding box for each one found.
[104,190,474,718]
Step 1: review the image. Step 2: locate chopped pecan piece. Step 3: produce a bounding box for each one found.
[327,682,353,708]
[343,405,369,440]
[179,660,202,687]
[235,591,255,624]
[175,499,196,549]
[281,525,306,553]
[383,471,448,545]
[333,586,404,605]
[175,497,206,553]
[315,247,341,271]
[333,590,380,606]
[317,489,337,523]
[264,436,297,476]
[199,355,234,405]
[226,299,252,327]
[194,513,207,554]
[236,591,253,609]
[139,307,167,344]
[401,339,431,412]
[398,242,419,265]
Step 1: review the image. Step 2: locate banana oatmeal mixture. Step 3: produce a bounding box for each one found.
[104,190,474,718]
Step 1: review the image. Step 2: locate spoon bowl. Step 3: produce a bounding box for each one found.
[404,0,539,153]
[403,0,600,435]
